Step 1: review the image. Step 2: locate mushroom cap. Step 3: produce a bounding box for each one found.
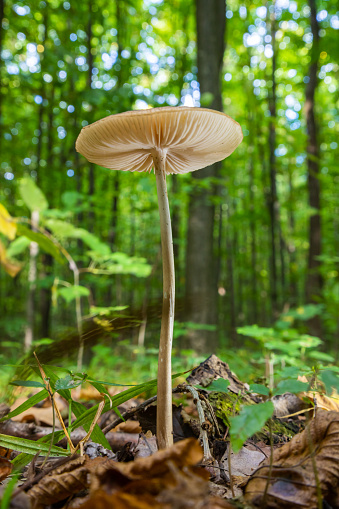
[76,106,243,175]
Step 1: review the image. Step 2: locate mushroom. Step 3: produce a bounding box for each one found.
[76,106,243,449]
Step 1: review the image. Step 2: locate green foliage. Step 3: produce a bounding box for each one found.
[16,224,64,264]
[230,401,275,453]
[57,285,90,304]
[18,178,48,213]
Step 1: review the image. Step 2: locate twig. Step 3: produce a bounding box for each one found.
[185,385,213,462]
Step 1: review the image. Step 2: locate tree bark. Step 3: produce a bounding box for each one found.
[305,0,322,313]
[185,0,225,352]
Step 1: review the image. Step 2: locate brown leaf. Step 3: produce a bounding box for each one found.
[0,457,12,482]
[244,409,339,508]
[114,420,142,434]
[79,491,165,509]
[27,455,89,509]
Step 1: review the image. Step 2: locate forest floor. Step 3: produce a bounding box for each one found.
[0,354,338,509]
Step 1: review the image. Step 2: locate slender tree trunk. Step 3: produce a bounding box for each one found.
[185,0,225,352]
[87,0,95,232]
[249,158,258,321]
[226,204,236,343]
[0,0,5,151]
[305,0,322,299]
[40,253,53,338]
[288,168,298,306]
[267,2,279,317]
[305,0,322,335]
[24,211,39,351]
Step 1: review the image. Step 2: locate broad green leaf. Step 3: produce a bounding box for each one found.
[6,236,31,258]
[0,433,68,457]
[55,374,87,391]
[44,219,77,238]
[273,379,309,396]
[230,401,274,453]
[308,351,335,362]
[16,224,64,264]
[320,370,339,395]
[0,390,48,422]
[10,380,45,388]
[58,285,90,304]
[71,228,110,256]
[205,379,230,392]
[0,204,16,240]
[249,384,270,396]
[18,178,48,212]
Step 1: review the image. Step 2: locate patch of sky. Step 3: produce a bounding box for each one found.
[121,49,130,59]
[239,6,247,18]
[57,127,67,139]
[7,63,19,74]
[13,4,30,16]
[63,1,70,9]
[290,121,301,130]
[224,73,232,81]
[276,0,289,9]
[17,32,26,40]
[67,105,74,113]
[265,45,273,58]
[265,35,272,43]
[67,169,74,177]
[58,70,67,80]
[34,95,43,105]
[70,33,77,41]
[24,158,31,165]
[244,32,261,47]
[256,6,267,18]
[331,16,339,29]
[43,73,53,83]
[317,10,327,22]
[93,81,103,89]
[135,99,149,110]
[286,109,298,121]
[288,69,297,78]
[275,145,287,157]
[167,56,175,65]
[75,56,86,66]
[226,10,233,18]
[4,172,14,180]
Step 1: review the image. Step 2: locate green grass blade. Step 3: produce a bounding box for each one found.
[0,433,68,457]
[0,390,48,422]
[71,401,111,450]
[11,431,65,471]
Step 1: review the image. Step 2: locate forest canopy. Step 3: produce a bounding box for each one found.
[0,0,338,371]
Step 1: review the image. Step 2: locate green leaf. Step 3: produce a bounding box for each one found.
[10,380,45,388]
[71,401,111,450]
[205,379,230,392]
[273,379,309,396]
[249,384,270,396]
[0,389,48,422]
[230,401,274,453]
[6,236,31,258]
[55,374,86,391]
[18,178,48,212]
[71,228,110,256]
[0,434,68,457]
[308,351,335,362]
[44,219,77,238]
[58,286,90,304]
[320,370,339,395]
[11,431,65,471]
[16,224,64,264]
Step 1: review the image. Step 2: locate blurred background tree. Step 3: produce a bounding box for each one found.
[0,0,338,370]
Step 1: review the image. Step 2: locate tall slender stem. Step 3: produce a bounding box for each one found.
[153,149,175,449]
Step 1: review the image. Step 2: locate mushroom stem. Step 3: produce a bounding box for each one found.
[153,149,175,449]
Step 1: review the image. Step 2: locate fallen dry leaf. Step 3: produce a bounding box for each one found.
[0,456,12,482]
[114,420,142,434]
[244,409,339,508]
[79,491,164,509]
[27,455,89,509]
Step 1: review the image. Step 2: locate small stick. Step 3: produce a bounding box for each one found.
[185,385,213,462]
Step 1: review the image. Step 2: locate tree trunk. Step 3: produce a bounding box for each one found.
[267,3,279,317]
[24,211,39,351]
[305,0,322,335]
[185,0,225,352]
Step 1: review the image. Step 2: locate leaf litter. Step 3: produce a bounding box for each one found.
[2,356,339,507]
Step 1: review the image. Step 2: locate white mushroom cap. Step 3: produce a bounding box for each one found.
[76,107,243,175]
